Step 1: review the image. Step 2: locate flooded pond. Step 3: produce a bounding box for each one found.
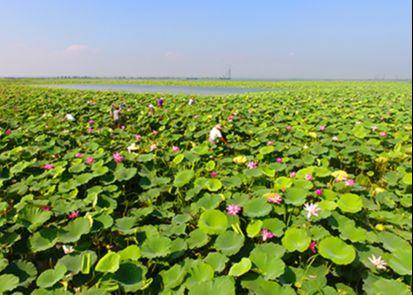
[42,84,274,95]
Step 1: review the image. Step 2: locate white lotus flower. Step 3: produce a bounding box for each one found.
[65,113,75,121]
[304,203,321,220]
[62,245,75,254]
[368,255,387,270]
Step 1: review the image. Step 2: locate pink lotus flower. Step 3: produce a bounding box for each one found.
[286,126,293,131]
[135,134,142,141]
[267,141,274,145]
[87,127,93,133]
[152,130,158,135]
[305,174,314,181]
[319,125,326,132]
[172,146,180,153]
[5,129,11,135]
[261,229,275,241]
[85,157,95,165]
[247,161,258,169]
[276,157,283,163]
[42,164,55,170]
[309,241,317,254]
[226,204,242,216]
[41,206,51,212]
[68,211,80,220]
[75,152,83,158]
[88,119,95,125]
[120,125,126,130]
[345,179,355,187]
[210,171,218,178]
[113,152,124,163]
[290,171,297,178]
[267,194,283,204]
[379,131,387,137]
[228,115,234,122]
[304,203,321,220]
[315,189,323,196]
[150,144,157,152]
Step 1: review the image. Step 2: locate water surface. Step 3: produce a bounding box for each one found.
[42,84,274,95]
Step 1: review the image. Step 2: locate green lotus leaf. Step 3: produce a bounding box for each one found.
[188,276,235,295]
[386,248,412,275]
[198,209,228,235]
[18,206,52,232]
[188,261,214,284]
[214,231,244,256]
[401,173,412,185]
[246,220,263,238]
[259,145,275,155]
[262,218,285,236]
[118,245,141,261]
[0,274,19,293]
[137,153,154,162]
[249,245,286,280]
[114,164,137,182]
[5,260,37,288]
[173,169,195,187]
[141,236,172,258]
[205,179,222,192]
[58,217,93,243]
[160,264,187,290]
[353,125,368,139]
[337,193,363,213]
[36,264,67,288]
[203,252,229,273]
[113,262,146,291]
[242,276,295,295]
[29,227,58,252]
[284,187,308,206]
[95,251,121,273]
[363,274,411,295]
[282,227,311,252]
[228,258,252,277]
[243,198,272,217]
[318,237,356,265]
[187,229,210,249]
[274,176,293,191]
[378,232,411,252]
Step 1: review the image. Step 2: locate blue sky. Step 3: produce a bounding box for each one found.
[0,0,411,79]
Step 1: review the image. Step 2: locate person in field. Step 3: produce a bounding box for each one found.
[110,104,122,128]
[209,124,228,145]
[157,97,164,107]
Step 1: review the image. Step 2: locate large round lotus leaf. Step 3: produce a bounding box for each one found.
[160,264,187,290]
[318,237,356,265]
[29,227,58,252]
[114,164,137,182]
[95,251,121,273]
[198,210,228,235]
[337,194,363,213]
[222,176,242,188]
[5,259,38,287]
[140,236,172,259]
[241,276,295,295]
[58,217,93,243]
[243,198,272,218]
[203,252,229,273]
[281,228,311,252]
[262,218,285,236]
[314,167,331,177]
[353,125,368,139]
[363,275,411,295]
[187,261,214,285]
[205,179,222,192]
[188,276,235,295]
[336,283,357,295]
[284,187,308,206]
[402,173,412,185]
[214,231,244,256]
[378,232,411,252]
[137,153,154,162]
[113,262,145,289]
[118,245,141,261]
[173,170,195,187]
[293,179,314,190]
[73,173,95,185]
[259,145,275,155]
[386,248,412,275]
[18,206,52,232]
[249,245,286,280]
[228,258,252,277]
[36,264,67,288]
[243,168,262,178]
[246,220,263,238]
[187,229,210,249]
[191,144,210,155]
[0,274,19,293]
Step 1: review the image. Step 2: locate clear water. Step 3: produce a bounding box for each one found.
[43,84,274,95]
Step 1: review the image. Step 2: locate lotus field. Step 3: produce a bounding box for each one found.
[0,80,411,294]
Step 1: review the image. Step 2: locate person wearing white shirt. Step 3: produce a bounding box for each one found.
[209,124,228,145]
